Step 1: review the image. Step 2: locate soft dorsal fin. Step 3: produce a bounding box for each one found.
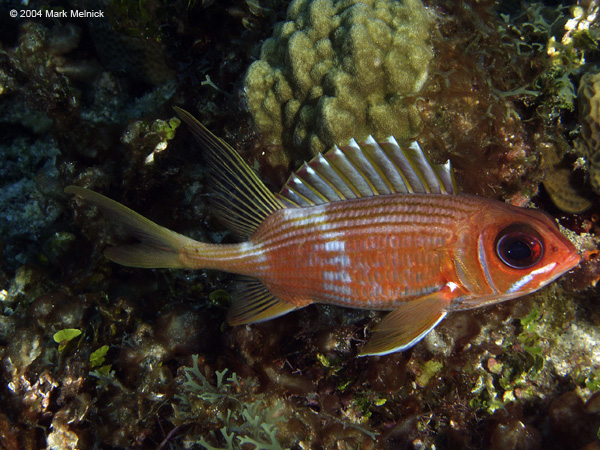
[175,107,285,239]
[277,136,456,208]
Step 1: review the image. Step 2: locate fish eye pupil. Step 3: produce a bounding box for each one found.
[505,239,531,261]
[496,227,544,269]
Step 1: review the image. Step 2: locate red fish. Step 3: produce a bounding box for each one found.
[66,108,581,356]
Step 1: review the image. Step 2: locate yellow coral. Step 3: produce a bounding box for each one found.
[244,0,432,156]
[575,71,600,194]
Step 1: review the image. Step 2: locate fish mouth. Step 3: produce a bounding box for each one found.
[562,251,582,272]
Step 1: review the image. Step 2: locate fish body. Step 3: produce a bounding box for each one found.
[180,193,576,310]
[66,108,581,356]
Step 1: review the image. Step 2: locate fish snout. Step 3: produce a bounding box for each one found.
[554,247,582,275]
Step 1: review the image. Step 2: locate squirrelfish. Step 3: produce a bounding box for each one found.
[66,108,581,356]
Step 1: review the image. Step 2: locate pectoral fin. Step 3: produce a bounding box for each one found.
[359,288,455,357]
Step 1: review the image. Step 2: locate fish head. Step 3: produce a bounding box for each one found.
[471,199,581,300]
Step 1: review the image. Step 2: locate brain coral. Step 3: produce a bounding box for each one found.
[575,71,600,194]
[244,0,432,157]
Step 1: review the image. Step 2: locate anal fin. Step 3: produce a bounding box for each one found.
[228,278,300,325]
[359,287,455,357]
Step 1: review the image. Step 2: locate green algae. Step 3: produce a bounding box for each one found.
[53,328,82,353]
[89,345,110,368]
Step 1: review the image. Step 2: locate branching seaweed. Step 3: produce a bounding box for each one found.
[176,355,287,450]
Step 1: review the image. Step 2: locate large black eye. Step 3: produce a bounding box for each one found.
[496,226,544,269]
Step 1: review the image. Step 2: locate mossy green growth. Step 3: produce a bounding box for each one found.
[208,289,230,308]
[352,394,386,422]
[244,0,432,157]
[150,117,180,141]
[469,373,506,414]
[517,309,544,373]
[108,0,164,40]
[415,359,443,387]
[39,231,76,266]
[584,368,600,393]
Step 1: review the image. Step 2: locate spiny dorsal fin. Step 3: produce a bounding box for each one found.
[175,107,285,239]
[277,136,457,208]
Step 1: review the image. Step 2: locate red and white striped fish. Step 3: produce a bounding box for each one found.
[66,108,581,356]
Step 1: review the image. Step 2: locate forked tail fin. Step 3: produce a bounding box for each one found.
[65,186,196,268]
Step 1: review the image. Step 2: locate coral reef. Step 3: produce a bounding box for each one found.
[0,17,179,272]
[528,1,600,213]
[0,137,62,270]
[244,0,432,160]
[541,137,593,214]
[538,3,598,118]
[88,10,175,85]
[415,1,579,203]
